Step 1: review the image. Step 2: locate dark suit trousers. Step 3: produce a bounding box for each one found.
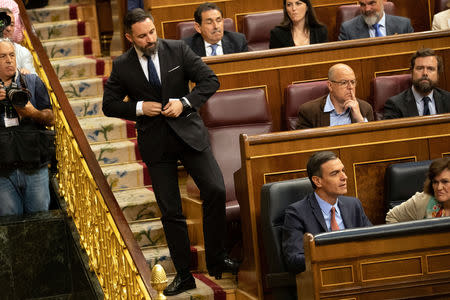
[144,123,226,275]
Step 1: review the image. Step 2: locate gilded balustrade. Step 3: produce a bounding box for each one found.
[22,30,152,300]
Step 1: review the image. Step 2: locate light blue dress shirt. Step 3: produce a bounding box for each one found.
[369,13,387,37]
[315,192,346,231]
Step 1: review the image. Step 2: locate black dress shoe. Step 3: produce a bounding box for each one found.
[208,257,240,279]
[163,273,196,296]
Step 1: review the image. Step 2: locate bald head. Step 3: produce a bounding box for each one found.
[328,64,355,81]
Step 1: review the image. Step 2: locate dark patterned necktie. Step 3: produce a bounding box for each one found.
[423,96,431,116]
[144,54,161,87]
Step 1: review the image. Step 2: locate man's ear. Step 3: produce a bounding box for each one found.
[125,33,133,44]
[327,80,333,94]
[312,175,322,188]
[194,22,202,34]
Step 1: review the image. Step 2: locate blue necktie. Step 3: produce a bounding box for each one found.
[144,54,161,87]
[210,44,218,56]
[372,23,383,37]
[423,96,431,116]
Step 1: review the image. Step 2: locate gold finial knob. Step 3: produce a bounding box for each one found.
[151,264,168,300]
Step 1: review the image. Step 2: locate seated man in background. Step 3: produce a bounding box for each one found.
[432,0,450,30]
[0,8,36,74]
[283,151,372,274]
[0,39,55,217]
[296,63,373,129]
[339,0,413,40]
[183,2,248,57]
[386,157,450,223]
[383,48,450,119]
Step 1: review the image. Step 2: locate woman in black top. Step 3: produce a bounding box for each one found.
[270,0,328,49]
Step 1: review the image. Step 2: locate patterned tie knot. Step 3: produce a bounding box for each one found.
[210,44,218,56]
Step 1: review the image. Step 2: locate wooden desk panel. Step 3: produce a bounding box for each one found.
[234,115,450,299]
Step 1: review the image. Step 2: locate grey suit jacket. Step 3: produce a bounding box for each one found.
[183,30,248,57]
[383,87,450,119]
[338,14,413,40]
[282,192,372,274]
[102,39,219,162]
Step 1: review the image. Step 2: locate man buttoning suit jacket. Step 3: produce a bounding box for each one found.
[102,9,238,296]
[384,48,450,119]
[183,2,247,57]
[338,0,413,41]
[282,151,372,274]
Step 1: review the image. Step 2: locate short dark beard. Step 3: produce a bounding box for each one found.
[412,76,436,95]
[137,39,158,56]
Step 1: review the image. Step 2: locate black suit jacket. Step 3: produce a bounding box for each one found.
[102,39,219,162]
[282,192,372,274]
[269,25,328,49]
[183,31,248,57]
[383,87,450,119]
[338,14,413,40]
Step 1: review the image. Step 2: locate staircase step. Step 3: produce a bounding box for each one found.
[130,220,166,248]
[28,5,76,23]
[78,116,135,142]
[70,96,103,117]
[101,162,150,190]
[142,246,176,275]
[34,20,85,40]
[90,139,140,165]
[42,37,93,58]
[114,187,159,222]
[61,77,105,99]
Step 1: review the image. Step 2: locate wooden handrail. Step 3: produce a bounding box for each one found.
[17,0,153,296]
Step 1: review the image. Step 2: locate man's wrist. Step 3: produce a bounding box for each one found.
[180,97,190,111]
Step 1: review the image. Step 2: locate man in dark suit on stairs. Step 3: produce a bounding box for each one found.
[102,8,238,296]
[183,2,248,57]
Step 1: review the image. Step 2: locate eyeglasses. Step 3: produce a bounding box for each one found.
[330,80,357,87]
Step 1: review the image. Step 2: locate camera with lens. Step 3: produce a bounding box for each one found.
[3,83,31,107]
[0,11,11,38]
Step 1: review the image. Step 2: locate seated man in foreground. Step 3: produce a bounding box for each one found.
[282,151,372,274]
[339,0,413,40]
[383,48,450,119]
[183,2,248,57]
[296,63,373,129]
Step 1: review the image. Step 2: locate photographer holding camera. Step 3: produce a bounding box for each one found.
[0,38,55,216]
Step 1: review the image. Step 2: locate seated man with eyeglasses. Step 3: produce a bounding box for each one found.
[296,63,374,129]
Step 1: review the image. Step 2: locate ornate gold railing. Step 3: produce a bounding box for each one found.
[18,1,152,298]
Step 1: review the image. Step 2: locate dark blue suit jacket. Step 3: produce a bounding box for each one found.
[183,31,248,57]
[339,14,413,40]
[383,87,450,119]
[282,192,372,274]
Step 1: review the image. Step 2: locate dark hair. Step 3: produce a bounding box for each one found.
[124,8,154,33]
[424,157,450,196]
[279,0,323,30]
[410,48,443,73]
[307,151,338,189]
[194,2,223,24]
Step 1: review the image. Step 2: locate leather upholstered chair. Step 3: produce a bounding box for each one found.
[435,0,449,14]
[335,2,396,40]
[242,10,283,51]
[176,18,236,40]
[385,160,432,211]
[186,87,273,223]
[284,80,329,130]
[370,74,411,120]
[261,177,314,300]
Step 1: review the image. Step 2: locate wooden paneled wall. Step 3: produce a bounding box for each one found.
[205,30,450,131]
[145,0,434,40]
[234,115,450,299]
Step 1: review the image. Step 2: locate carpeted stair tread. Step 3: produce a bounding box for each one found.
[60,77,104,98]
[114,187,159,221]
[90,139,140,165]
[28,6,76,23]
[101,162,150,190]
[42,37,93,58]
[78,116,135,142]
[33,19,85,40]
[142,246,176,275]
[130,220,166,248]
[69,96,103,117]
